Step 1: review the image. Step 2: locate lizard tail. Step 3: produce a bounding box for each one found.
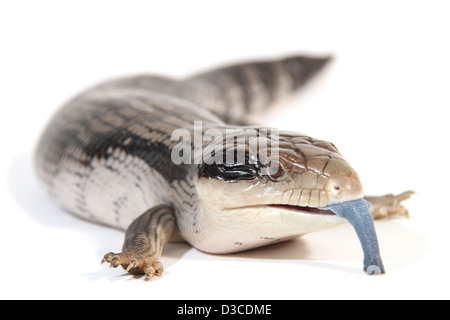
[183,55,331,125]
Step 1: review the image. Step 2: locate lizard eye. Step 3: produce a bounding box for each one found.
[266,160,287,181]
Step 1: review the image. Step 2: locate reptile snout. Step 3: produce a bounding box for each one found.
[323,158,364,205]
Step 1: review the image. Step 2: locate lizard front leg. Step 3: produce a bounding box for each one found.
[101,205,175,280]
[365,191,415,219]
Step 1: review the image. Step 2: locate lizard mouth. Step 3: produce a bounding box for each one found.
[268,200,385,275]
[224,204,336,216]
[266,204,336,215]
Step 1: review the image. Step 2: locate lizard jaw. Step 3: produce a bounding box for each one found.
[266,204,336,215]
[224,200,385,275]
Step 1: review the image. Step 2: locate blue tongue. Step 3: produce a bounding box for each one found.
[324,199,385,275]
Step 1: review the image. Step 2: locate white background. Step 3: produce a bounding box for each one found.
[1,1,449,300]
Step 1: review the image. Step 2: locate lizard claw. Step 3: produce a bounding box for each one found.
[101,252,164,280]
[101,252,114,265]
[125,259,138,272]
[365,191,415,219]
[143,261,163,280]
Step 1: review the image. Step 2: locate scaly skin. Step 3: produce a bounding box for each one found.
[34,55,413,279]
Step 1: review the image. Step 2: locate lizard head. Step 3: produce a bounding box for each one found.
[196,129,364,214]
[194,128,384,274]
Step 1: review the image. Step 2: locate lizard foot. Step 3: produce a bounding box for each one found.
[101,252,163,280]
[365,191,415,219]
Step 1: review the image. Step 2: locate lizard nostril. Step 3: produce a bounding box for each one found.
[334,185,341,191]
